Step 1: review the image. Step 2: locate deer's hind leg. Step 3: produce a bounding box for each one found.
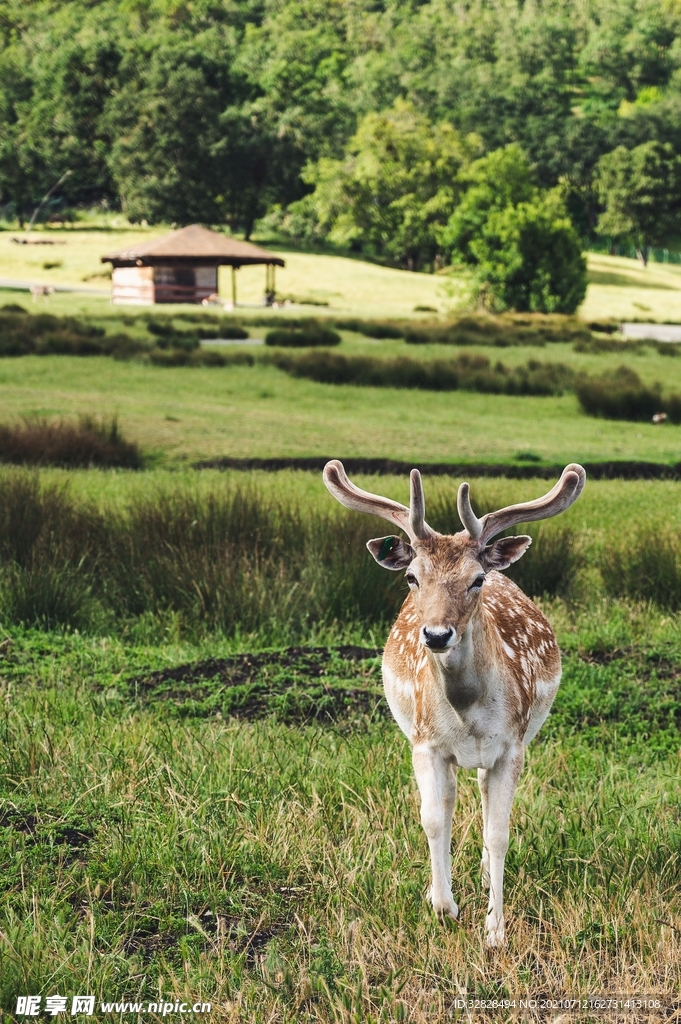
[412,746,458,922]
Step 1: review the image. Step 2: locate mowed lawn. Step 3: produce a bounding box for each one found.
[4,223,681,321]
[0,227,450,319]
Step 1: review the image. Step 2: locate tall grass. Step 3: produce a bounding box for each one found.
[0,471,585,639]
[0,416,142,469]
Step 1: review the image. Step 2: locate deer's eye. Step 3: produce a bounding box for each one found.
[405,572,419,588]
[469,575,485,590]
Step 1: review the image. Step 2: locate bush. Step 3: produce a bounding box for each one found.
[0,416,142,469]
[462,195,587,314]
[268,350,573,395]
[148,349,254,367]
[265,326,341,347]
[0,309,146,358]
[198,324,249,340]
[575,366,664,421]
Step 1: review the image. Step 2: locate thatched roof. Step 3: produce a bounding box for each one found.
[102,224,285,267]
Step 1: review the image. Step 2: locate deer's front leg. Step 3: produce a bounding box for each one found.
[480,747,524,948]
[412,745,458,922]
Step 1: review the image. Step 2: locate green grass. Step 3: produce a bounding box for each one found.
[0,468,679,1015]
[0,601,679,1019]
[3,351,681,466]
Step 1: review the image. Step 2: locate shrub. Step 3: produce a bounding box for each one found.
[468,196,587,313]
[0,309,146,358]
[0,416,142,468]
[148,348,254,367]
[198,324,249,340]
[575,366,664,421]
[265,326,341,347]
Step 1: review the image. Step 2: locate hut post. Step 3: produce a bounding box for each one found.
[231,266,237,307]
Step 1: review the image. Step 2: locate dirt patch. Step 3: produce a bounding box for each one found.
[0,809,93,850]
[127,645,385,725]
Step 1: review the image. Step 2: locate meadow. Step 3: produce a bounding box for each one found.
[1,231,681,1021]
[3,344,681,467]
[0,467,680,1021]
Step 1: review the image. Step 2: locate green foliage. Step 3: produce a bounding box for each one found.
[403,314,591,347]
[293,102,480,268]
[440,147,587,313]
[469,196,587,313]
[1,0,681,245]
[333,319,404,339]
[0,309,144,358]
[574,365,677,422]
[595,141,681,263]
[440,144,536,264]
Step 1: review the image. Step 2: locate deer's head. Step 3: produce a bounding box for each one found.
[323,461,585,652]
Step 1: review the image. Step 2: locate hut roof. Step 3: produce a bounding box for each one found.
[102,224,285,267]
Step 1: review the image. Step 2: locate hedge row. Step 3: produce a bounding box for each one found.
[267,350,574,396]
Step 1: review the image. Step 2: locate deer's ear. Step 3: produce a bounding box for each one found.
[367,536,415,570]
[480,535,532,571]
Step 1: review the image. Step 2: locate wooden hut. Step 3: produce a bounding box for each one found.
[102,224,285,305]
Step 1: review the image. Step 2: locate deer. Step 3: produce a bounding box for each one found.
[323,460,586,948]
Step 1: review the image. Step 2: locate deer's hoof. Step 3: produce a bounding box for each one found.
[428,887,459,922]
[485,920,506,949]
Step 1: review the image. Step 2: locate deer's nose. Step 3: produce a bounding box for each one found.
[421,626,455,650]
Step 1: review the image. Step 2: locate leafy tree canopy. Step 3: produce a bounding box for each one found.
[469,193,588,314]
[0,0,680,247]
[294,102,480,268]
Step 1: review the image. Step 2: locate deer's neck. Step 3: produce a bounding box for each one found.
[427,605,495,713]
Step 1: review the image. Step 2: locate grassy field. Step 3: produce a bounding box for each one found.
[0,619,678,1021]
[2,225,681,1020]
[0,465,680,1019]
[2,350,681,467]
[0,227,450,319]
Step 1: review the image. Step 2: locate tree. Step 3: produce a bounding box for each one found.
[594,141,681,264]
[440,144,535,264]
[468,193,587,314]
[297,102,480,268]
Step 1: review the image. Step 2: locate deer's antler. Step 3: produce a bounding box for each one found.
[457,464,586,544]
[323,460,434,541]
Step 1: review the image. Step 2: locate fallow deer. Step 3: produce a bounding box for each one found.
[323,460,586,947]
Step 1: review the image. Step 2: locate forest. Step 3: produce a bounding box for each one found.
[2,0,681,294]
